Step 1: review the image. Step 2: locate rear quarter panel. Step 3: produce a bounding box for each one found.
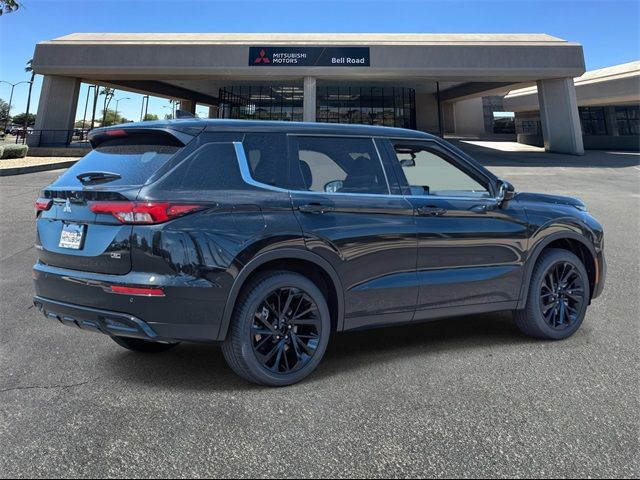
[130,189,304,340]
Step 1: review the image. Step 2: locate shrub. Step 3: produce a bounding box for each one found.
[0,146,4,158]
[1,144,28,159]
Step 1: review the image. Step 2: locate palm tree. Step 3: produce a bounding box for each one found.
[0,0,20,15]
[23,59,35,132]
[100,87,115,126]
[90,86,99,130]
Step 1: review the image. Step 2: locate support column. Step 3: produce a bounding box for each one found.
[29,75,81,146]
[208,106,218,119]
[178,100,196,115]
[537,78,584,155]
[303,76,316,122]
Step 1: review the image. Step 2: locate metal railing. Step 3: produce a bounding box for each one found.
[12,129,92,148]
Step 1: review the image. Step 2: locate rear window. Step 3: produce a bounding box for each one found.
[55,139,182,188]
[155,143,249,191]
[242,133,289,188]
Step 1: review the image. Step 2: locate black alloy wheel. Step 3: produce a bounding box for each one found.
[222,271,331,387]
[514,248,590,340]
[539,260,586,331]
[251,287,322,374]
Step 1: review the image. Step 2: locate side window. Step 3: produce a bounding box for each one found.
[294,136,389,195]
[243,133,288,188]
[298,149,347,192]
[393,143,490,198]
[157,142,248,191]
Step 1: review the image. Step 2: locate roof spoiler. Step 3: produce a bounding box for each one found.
[88,125,202,149]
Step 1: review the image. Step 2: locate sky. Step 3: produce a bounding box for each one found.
[0,0,638,124]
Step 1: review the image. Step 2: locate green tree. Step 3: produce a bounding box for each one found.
[143,113,159,121]
[11,112,36,126]
[0,0,20,15]
[101,109,128,126]
[0,98,9,125]
[100,88,115,126]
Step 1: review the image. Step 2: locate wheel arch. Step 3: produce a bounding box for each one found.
[517,229,598,309]
[217,249,345,341]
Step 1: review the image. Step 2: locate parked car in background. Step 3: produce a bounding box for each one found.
[15,127,33,138]
[32,120,606,386]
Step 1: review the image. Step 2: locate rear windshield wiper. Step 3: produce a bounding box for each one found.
[76,171,122,185]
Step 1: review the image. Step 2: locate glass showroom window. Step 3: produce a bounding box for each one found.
[616,106,640,136]
[517,119,541,135]
[218,86,303,122]
[579,107,608,135]
[315,86,416,129]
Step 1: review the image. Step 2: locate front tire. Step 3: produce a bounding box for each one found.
[111,336,180,353]
[514,248,590,340]
[222,271,331,387]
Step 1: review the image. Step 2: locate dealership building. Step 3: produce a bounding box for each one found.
[504,61,640,151]
[31,33,591,154]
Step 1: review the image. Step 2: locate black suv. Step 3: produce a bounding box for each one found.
[33,120,606,386]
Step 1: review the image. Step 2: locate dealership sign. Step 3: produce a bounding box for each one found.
[249,47,370,67]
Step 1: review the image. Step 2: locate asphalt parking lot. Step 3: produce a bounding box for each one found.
[1,145,638,478]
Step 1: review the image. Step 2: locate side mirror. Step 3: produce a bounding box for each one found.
[400,159,416,168]
[324,180,344,193]
[496,179,516,205]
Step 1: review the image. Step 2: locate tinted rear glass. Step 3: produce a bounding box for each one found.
[156,143,249,191]
[242,133,289,188]
[54,140,181,188]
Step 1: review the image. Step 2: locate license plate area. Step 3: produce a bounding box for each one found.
[59,223,86,250]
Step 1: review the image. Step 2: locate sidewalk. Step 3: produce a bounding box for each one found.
[0,156,80,176]
[453,140,640,168]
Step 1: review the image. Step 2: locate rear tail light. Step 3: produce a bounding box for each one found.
[109,285,165,297]
[89,201,203,224]
[35,198,53,213]
[104,129,127,137]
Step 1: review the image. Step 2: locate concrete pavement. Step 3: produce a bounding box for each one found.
[0,147,638,478]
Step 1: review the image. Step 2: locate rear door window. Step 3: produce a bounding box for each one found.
[292,136,389,195]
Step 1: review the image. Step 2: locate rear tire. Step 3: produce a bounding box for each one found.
[222,271,331,387]
[111,336,180,353]
[514,248,590,340]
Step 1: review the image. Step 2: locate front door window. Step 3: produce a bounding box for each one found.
[393,144,490,198]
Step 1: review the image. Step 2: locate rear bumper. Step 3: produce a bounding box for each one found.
[34,296,160,340]
[32,262,229,342]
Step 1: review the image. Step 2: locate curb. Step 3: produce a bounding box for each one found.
[0,160,77,176]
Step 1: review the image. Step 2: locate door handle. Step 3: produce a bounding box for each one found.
[298,203,334,214]
[469,204,488,213]
[416,206,447,216]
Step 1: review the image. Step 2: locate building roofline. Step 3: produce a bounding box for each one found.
[506,61,640,98]
[43,32,578,47]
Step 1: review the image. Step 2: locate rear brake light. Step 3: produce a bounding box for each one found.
[35,198,53,212]
[104,129,127,137]
[109,285,165,297]
[89,201,202,224]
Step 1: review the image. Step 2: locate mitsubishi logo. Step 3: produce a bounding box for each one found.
[254,49,270,64]
[63,198,72,213]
